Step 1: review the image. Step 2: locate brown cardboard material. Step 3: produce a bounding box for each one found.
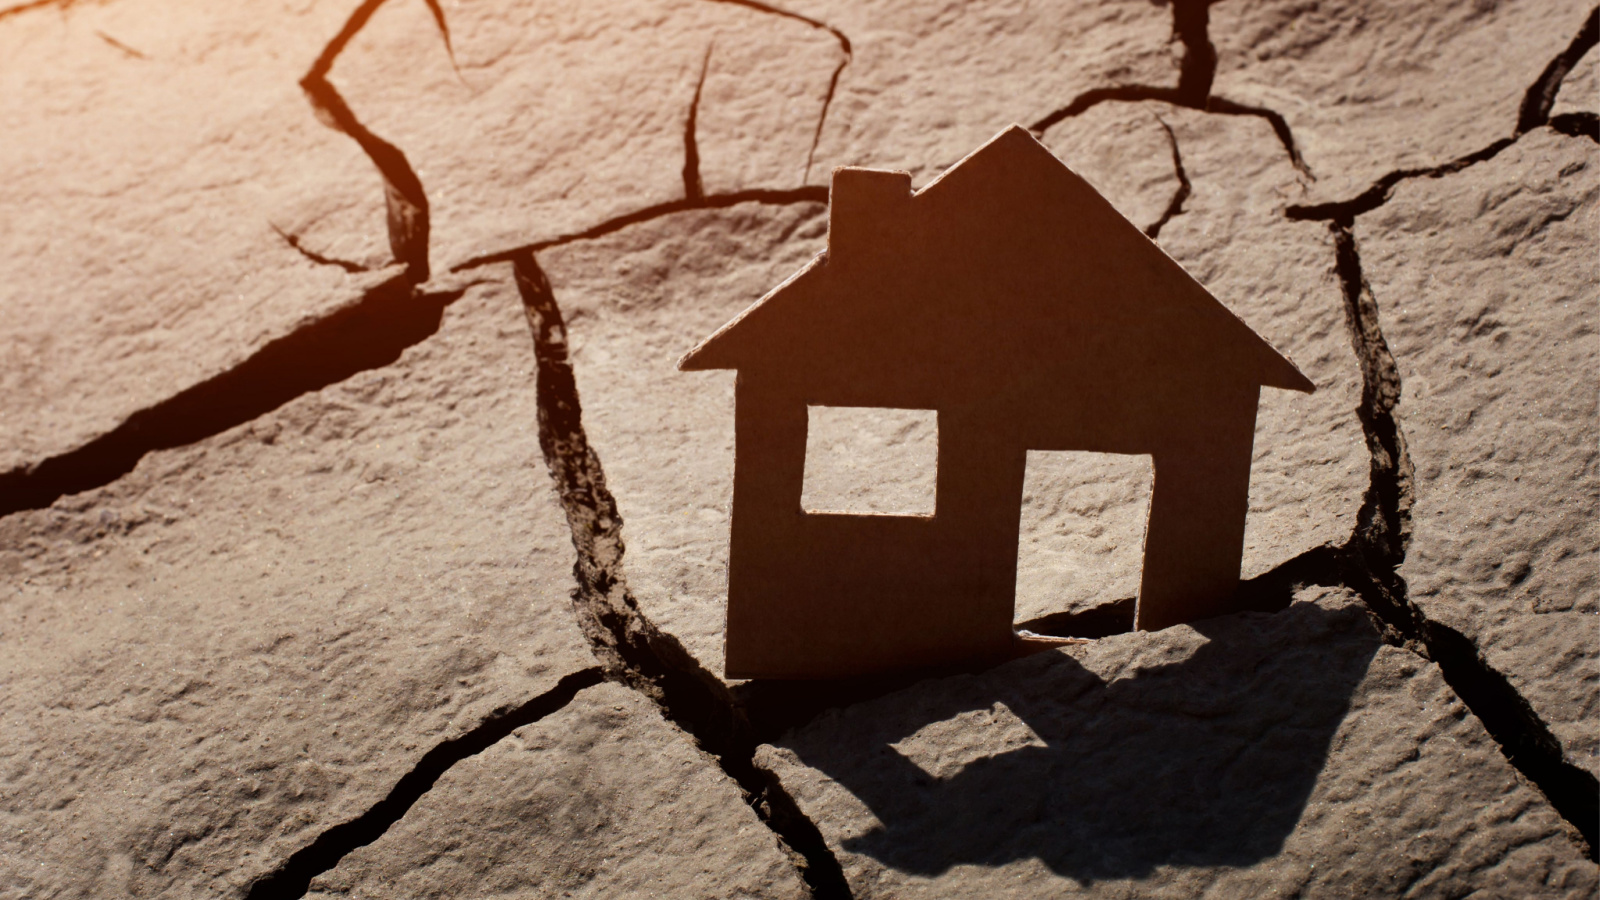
[680,125,1313,679]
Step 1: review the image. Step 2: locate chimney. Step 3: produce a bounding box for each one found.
[828,167,912,264]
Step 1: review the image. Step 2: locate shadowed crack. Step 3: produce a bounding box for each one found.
[0,0,462,515]
[1517,7,1599,135]
[1289,6,1598,222]
[300,0,450,282]
[1143,117,1191,239]
[702,0,852,182]
[1323,221,1598,860]
[241,667,605,900]
[513,252,853,900]
[0,1,837,517]
[5,0,1590,882]
[1550,110,1600,141]
[0,275,472,517]
[1030,0,1309,176]
[683,43,714,202]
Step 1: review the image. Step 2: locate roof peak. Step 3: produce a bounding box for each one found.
[679,126,1314,395]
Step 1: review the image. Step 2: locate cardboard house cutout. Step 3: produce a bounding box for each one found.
[680,125,1314,680]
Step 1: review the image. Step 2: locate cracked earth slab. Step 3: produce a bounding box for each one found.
[1210,0,1596,204]
[1355,127,1599,778]
[4,1,1597,895]
[757,589,1598,898]
[0,277,593,897]
[304,681,808,899]
[0,0,394,473]
[326,0,842,272]
[554,111,1365,673]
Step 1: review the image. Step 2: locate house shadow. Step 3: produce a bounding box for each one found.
[772,601,1383,883]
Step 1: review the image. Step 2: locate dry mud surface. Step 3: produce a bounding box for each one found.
[1,1,1596,898]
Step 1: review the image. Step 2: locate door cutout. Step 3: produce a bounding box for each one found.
[1014,450,1153,627]
[801,406,937,515]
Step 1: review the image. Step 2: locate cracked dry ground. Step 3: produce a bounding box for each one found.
[0,0,1596,897]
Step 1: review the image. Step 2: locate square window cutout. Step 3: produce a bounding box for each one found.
[1015,451,1153,625]
[802,406,937,515]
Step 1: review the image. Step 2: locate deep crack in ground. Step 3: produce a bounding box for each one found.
[299,0,441,283]
[1265,12,1600,857]
[1288,6,1598,223]
[2,0,1596,891]
[1031,0,1310,177]
[241,668,605,900]
[1321,222,1599,860]
[513,251,855,900]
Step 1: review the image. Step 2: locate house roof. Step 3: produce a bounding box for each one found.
[679,125,1313,396]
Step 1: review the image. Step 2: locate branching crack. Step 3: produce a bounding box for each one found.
[1268,26,1600,850]
[702,0,852,182]
[1143,117,1191,239]
[0,0,838,515]
[6,0,1591,885]
[1323,221,1598,860]
[1288,6,1598,222]
[300,0,447,282]
[241,667,605,900]
[1030,0,1310,177]
[513,251,854,900]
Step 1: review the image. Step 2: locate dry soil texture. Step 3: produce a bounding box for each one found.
[1,1,1596,898]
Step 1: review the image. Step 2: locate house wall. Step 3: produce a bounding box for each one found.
[724,370,1263,678]
[1135,386,1261,631]
[724,373,1023,679]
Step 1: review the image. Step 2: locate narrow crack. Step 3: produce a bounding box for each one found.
[301,0,445,282]
[450,186,828,272]
[1030,0,1310,177]
[6,0,1589,881]
[1143,117,1191,239]
[0,276,471,517]
[0,0,86,21]
[0,0,459,517]
[1517,7,1599,135]
[417,0,455,73]
[1289,6,1597,222]
[0,0,836,517]
[1323,221,1598,860]
[701,0,852,182]
[513,252,853,900]
[683,43,714,202]
[271,223,369,273]
[94,28,145,58]
[241,667,605,900]
[1284,138,1517,222]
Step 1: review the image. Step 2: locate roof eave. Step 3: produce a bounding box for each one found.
[677,250,828,372]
